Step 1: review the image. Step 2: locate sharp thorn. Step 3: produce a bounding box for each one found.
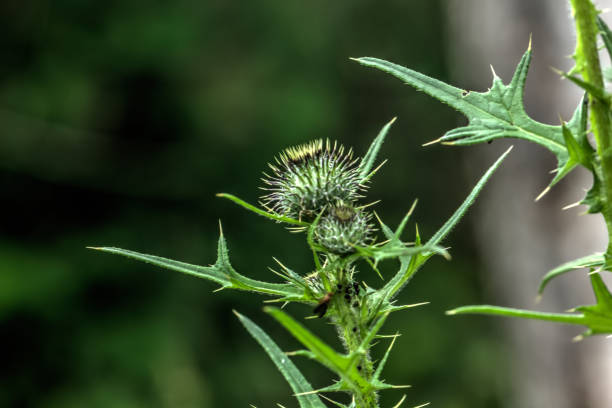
[562,201,582,210]
[391,394,407,408]
[535,186,551,202]
[490,64,498,78]
[422,137,442,147]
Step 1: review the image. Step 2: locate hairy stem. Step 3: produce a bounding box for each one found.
[331,277,378,407]
[571,0,612,263]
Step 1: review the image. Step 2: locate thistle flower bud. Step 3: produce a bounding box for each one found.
[261,140,364,220]
[314,203,374,255]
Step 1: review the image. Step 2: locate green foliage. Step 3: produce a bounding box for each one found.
[448,273,612,339]
[370,147,512,313]
[358,117,396,183]
[4,1,503,407]
[94,122,509,406]
[235,311,326,408]
[89,229,308,302]
[538,253,604,294]
[355,47,589,194]
[216,193,309,227]
[265,307,373,393]
[355,0,612,341]
[84,2,612,406]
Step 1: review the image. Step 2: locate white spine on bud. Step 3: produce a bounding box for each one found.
[314,204,374,254]
[261,140,365,220]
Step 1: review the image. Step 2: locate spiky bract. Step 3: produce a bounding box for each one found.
[314,204,374,254]
[261,140,363,220]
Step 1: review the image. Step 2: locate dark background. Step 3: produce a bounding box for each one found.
[1,1,511,407]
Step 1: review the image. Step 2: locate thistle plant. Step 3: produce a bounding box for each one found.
[90,119,511,406]
[355,0,612,340]
[89,1,612,405]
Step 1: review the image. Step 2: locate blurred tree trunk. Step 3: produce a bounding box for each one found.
[445,1,611,407]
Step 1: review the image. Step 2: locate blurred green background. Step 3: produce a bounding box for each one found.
[0,1,510,407]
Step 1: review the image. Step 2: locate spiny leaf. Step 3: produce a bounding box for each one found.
[560,73,609,106]
[394,199,418,240]
[597,16,612,64]
[217,193,309,227]
[372,334,399,381]
[89,230,304,299]
[562,122,593,169]
[264,307,371,393]
[581,175,604,213]
[354,243,449,267]
[547,122,594,189]
[355,47,587,184]
[374,212,396,241]
[574,273,612,337]
[446,304,584,324]
[427,146,512,247]
[300,381,348,395]
[356,312,389,352]
[448,273,612,338]
[538,252,604,294]
[307,210,326,271]
[384,301,429,314]
[359,117,396,182]
[235,311,327,408]
[370,148,509,312]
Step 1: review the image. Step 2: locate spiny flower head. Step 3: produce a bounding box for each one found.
[261,139,364,220]
[314,203,374,255]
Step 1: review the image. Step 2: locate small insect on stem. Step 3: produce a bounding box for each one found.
[314,292,334,318]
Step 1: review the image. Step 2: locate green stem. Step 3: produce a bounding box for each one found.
[332,277,378,408]
[571,0,612,263]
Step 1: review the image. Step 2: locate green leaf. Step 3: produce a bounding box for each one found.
[264,307,370,393]
[355,47,586,180]
[563,122,593,169]
[356,312,389,352]
[217,193,309,227]
[580,171,604,213]
[89,228,304,299]
[372,334,399,382]
[368,147,510,313]
[597,16,612,64]
[354,243,449,268]
[306,210,326,272]
[358,117,396,183]
[234,311,327,408]
[539,95,592,195]
[427,146,512,247]
[574,273,612,337]
[448,273,612,338]
[394,199,418,241]
[560,73,609,106]
[547,122,594,189]
[446,305,584,325]
[538,252,604,294]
